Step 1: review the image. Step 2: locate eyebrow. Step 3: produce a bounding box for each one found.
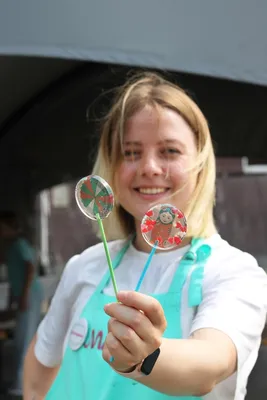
[159,139,182,145]
[123,141,142,146]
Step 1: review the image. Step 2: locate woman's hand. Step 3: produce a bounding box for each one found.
[102,291,167,372]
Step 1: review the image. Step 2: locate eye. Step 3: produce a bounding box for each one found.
[123,150,141,160]
[161,148,180,157]
[167,148,180,154]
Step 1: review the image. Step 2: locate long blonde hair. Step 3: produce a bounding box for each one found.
[92,72,217,240]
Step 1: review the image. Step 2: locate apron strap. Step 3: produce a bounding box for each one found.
[187,240,212,307]
[167,237,205,294]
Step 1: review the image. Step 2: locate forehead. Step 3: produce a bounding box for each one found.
[124,106,195,148]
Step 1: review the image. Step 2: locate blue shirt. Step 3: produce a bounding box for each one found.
[6,237,39,297]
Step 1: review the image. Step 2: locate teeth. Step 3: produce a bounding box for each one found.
[139,188,166,194]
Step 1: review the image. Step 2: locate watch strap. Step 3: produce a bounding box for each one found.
[113,348,160,378]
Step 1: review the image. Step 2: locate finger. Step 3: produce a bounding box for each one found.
[102,342,136,373]
[117,291,167,331]
[108,318,145,359]
[105,303,156,343]
[102,342,112,364]
[108,317,116,332]
[103,332,136,371]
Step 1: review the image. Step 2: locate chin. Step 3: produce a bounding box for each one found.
[131,210,144,222]
[122,206,145,223]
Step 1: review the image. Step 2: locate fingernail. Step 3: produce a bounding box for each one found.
[104,304,111,311]
[109,356,114,363]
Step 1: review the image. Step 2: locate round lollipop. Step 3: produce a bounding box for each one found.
[75,175,114,221]
[75,175,118,296]
[135,204,187,292]
[141,203,187,250]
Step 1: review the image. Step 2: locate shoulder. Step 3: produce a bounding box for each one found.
[67,239,126,273]
[194,234,267,333]
[11,237,33,256]
[198,234,267,328]
[48,239,126,318]
[203,234,266,285]
[78,239,126,266]
[60,239,126,291]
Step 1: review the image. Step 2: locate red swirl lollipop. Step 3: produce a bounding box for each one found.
[75,175,114,221]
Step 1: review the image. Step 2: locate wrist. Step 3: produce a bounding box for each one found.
[112,361,144,379]
[115,364,139,373]
[112,348,160,379]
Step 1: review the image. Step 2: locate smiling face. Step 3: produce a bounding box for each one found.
[159,210,174,224]
[114,106,198,225]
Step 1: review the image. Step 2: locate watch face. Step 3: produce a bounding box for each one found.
[141,348,160,375]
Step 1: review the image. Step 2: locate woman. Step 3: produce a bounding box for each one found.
[24,72,267,399]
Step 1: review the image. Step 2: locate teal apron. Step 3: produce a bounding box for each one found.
[45,238,211,399]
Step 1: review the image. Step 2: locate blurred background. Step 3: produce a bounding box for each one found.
[0,1,266,398]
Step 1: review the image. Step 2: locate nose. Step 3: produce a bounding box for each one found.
[138,154,164,178]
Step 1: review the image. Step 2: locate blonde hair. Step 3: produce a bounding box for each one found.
[92,72,217,240]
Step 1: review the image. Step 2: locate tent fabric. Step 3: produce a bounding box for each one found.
[0,0,267,86]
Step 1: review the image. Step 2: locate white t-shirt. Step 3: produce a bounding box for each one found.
[35,234,267,400]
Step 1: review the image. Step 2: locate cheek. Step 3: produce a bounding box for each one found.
[169,165,197,197]
[168,164,188,184]
[115,162,137,186]
[169,154,196,182]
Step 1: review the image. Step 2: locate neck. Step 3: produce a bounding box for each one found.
[134,220,192,253]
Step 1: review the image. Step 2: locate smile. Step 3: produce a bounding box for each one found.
[135,188,169,194]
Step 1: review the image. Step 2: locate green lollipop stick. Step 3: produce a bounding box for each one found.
[96,213,118,297]
[75,175,119,298]
[98,213,119,365]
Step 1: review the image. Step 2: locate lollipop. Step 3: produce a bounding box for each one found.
[141,204,187,250]
[75,175,118,296]
[75,175,114,221]
[135,204,187,291]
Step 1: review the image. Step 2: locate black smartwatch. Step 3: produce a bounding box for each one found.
[140,348,160,375]
[114,348,161,378]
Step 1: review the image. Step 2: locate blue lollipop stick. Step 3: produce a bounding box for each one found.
[135,241,158,292]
